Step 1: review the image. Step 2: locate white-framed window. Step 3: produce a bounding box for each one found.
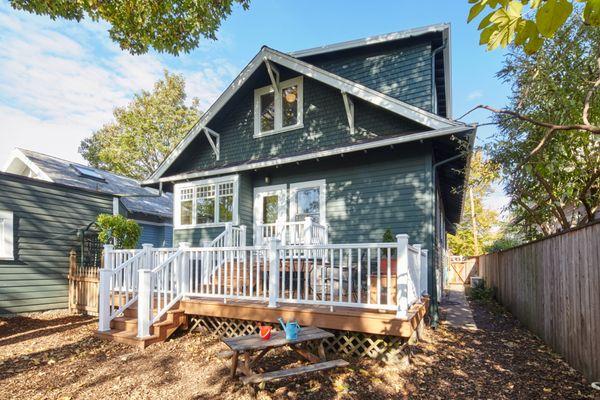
[289,180,326,225]
[174,175,239,229]
[0,211,14,260]
[254,76,304,137]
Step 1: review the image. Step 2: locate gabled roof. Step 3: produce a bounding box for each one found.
[290,23,450,58]
[147,45,462,184]
[3,149,172,218]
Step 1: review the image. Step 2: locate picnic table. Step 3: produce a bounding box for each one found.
[221,326,348,385]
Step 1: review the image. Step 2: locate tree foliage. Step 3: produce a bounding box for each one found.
[80,71,201,180]
[96,214,141,249]
[488,16,600,239]
[9,0,250,55]
[469,0,600,54]
[448,151,501,257]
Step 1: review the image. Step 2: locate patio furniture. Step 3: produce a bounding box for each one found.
[221,326,348,384]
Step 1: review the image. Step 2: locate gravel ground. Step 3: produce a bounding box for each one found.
[0,302,597,399]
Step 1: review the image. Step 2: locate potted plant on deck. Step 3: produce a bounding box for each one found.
[379,228,397,274]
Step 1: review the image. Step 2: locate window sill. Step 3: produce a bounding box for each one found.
[174,222,235,230]
[254,124,304,138]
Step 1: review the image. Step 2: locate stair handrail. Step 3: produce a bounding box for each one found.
[98,243,153,332]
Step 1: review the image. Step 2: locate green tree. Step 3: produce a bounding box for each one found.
[9,0,250,55]
[80,71,201,180]
[448,151,501,257]
[468,0,599,54]
[488,17,600,239]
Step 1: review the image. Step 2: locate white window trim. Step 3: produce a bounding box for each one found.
[173,175,240,229]
[289,180,326,225]
[254,76,304,138]
[0,210,14,260]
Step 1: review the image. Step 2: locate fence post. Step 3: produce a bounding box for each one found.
[98,244,114,332]
[303,217,313,245]
[178,242,190,296]
[137,269,153,338]
[225,222,233,246]
[396,234,409,319]
[240,225,247,246]
[103,244,114,270]
[142,243,154,269]
[276,218,285,245]
[268,238,281,308]
[421,249,428,296]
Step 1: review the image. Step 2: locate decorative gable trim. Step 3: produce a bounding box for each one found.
[147,46,462,183]
[2,149,54,182]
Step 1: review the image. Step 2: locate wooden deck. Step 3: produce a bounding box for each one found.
[182,296,429,338]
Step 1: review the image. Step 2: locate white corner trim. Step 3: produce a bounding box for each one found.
[290,23,450,58]
[289,179,327,225]
[0,210,14,260]
[112,197,120,215]
[2,149,53,182]
[147,44,460,183]
[173,174,240,229]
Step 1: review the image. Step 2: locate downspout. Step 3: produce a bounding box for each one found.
[431,42,446,115]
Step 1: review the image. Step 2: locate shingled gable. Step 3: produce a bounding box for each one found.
[146,45,463,184]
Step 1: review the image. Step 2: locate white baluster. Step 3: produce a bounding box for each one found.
[421,249,429,296]
[179,242,190,297]
[413,244,422,299]
[267,238,280,308]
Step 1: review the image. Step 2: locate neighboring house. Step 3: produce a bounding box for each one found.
[0,149,173,314]
[145,23,474,297]
[3,148,173,247]
[96,24,476,349]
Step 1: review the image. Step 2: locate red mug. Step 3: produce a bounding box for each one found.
[259,325,272,340]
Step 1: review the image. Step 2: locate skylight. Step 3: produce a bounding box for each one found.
[72,164,105,181]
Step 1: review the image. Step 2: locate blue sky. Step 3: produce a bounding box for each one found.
[0,0,510,210]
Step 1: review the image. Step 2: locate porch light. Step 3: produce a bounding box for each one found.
[285,92,296,103]
[264,176,271,184]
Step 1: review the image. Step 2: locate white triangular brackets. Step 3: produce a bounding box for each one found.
[341,91,354,135]
[202,127,220,161]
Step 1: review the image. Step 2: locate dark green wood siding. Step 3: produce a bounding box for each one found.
[0,173,113,314]
[164,76,425,177]
[175,144,434,253]
[302,41,434,112]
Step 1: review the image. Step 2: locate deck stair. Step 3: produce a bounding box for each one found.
[95,301,187,349]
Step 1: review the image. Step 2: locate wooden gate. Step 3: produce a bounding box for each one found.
[68,250,99,315]
[448,256,478,284]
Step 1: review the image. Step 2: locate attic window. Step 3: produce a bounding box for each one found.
[72,165,105,181]
[254,76,303,137]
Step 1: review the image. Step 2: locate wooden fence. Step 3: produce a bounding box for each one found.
[448,256,478,285]
[68,250,99,315]
[478,222,600,381]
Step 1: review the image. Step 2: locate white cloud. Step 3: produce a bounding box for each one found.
[484,182,511,219]
[467,90,483,100]
[0,4,237,167]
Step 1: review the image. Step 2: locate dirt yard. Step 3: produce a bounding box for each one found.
[0,301,596,399]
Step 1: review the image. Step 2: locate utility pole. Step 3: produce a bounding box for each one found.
[469,187,480,255]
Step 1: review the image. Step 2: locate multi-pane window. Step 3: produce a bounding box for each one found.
[254,77,303,136]
[179,188,194,226]
[196,185,215,224]
[177,178,237,227]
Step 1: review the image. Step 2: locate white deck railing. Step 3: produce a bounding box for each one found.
[98,233,428,338]
[255,218,328,246]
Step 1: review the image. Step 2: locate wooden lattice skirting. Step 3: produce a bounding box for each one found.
[189,316,409,361]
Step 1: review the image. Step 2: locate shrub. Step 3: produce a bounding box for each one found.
[469,279,495,302]
[96,214,141,249]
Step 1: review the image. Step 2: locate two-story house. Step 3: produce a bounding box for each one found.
[97,24,475,353]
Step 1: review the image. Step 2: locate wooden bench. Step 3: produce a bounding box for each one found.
[221,326,348,384]
[240,359,349,384]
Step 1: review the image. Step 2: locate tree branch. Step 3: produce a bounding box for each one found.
[530,168,570,229]
[583,56,600,126]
